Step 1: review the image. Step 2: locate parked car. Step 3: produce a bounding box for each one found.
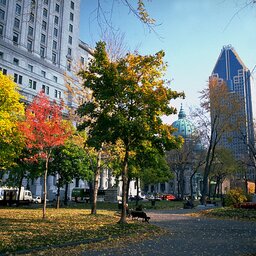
[162,194,176,201]
[32,196,42,204]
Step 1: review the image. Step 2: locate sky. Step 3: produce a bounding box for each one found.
[79,0,256,124]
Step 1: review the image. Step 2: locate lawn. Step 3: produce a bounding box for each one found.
[65,199,185,211]
[199,207,256,221]
[0,207,163,255]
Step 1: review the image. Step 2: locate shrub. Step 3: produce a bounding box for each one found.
[225,188,247,207]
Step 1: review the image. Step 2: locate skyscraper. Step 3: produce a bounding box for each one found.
[210,45,254,160]
[0,0,92,108]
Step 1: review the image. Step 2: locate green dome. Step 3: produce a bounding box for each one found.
[172,105,194,138]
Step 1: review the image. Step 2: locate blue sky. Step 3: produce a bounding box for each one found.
[79,0,256,123]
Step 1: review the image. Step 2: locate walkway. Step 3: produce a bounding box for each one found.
[84,208,256,256]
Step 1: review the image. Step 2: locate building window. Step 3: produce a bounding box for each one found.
[28,64,33,72]
[44,0,48,4]
[13,32,19,44]
[14,73,22,84]
[0,24,3,36]
[52,52,57,63]
[14,18,20,29]
[80,57,84,65]
[29,13,34,23]
[69,24,73,32]
[0,9,5,20]
[52,40,57,50]
[14,73,18,82]
[55,89,61,98]
[67,60,71,71]
[42,84,49,95]
[28,26,33,36]
[53,75,57,82]
[55,3,59,12]
[70,1,74,10]
[29,79,36,90]
[67,47,72,56]
[0,67,7,75]
[42,21,47,31]
[54,16,58,25]
[70,12,73,21]
[40,46,45,58]
[0,52,3,59]
[27,39,33,51]
[53,28,58,37]
[41,70,46,78]
[18,75,23,84]
[13,58,19,65]
[68,36,72,45]
[0,0,7,6]
[16,4,21,15]
[41,34,46,44]
[43,8,47,18]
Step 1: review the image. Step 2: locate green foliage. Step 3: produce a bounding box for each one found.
[225,188,247,207]
[78,41,184,222]
[49,139,93,186]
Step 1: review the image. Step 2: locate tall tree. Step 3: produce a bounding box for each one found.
[197,78,242,204]
[19,92,72,218]
[78,41,183,223]
[0,72,25,172]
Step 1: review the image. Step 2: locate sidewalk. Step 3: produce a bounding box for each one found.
[84,208,256,256]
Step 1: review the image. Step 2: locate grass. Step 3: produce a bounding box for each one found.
[63,199,185,211]
[0,207,164,255]
[199,207,256,221]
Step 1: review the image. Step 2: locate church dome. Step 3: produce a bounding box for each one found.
[172,104,194,138]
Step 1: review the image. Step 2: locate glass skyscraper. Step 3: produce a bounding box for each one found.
[210,45,254,160]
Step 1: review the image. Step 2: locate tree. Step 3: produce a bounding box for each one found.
[0,72,25,172]
[19,92,72,218]
[209,148,236,198]
[78,41,184,223]
[49,137,93,208]
[197,78,242,204]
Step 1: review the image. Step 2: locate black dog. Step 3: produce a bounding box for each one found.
[131,210,150,223]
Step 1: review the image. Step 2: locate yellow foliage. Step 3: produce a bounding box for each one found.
[0,72,25,168]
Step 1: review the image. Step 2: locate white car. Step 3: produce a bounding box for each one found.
[32,196,42,204]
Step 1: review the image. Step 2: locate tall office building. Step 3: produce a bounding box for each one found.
[210,45,254,161]
[0,0,92,108]
[0,0,94,197]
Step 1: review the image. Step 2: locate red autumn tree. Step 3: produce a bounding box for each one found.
[19,92,72,218]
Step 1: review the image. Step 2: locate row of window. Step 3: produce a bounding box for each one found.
[0,67,62,99]
[0,52,60,83]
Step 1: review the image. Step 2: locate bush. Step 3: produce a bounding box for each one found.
[225,188,247,207]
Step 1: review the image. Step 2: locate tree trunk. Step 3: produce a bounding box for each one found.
[126,177,130,202]
[56,179,61,209]
[190,169,197,199]
[118,148,129,224]
[17,173,24,206]
[64,183,68,205]
[43,156,49,219]
[91,148,102,215]
[136,177,139,206]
